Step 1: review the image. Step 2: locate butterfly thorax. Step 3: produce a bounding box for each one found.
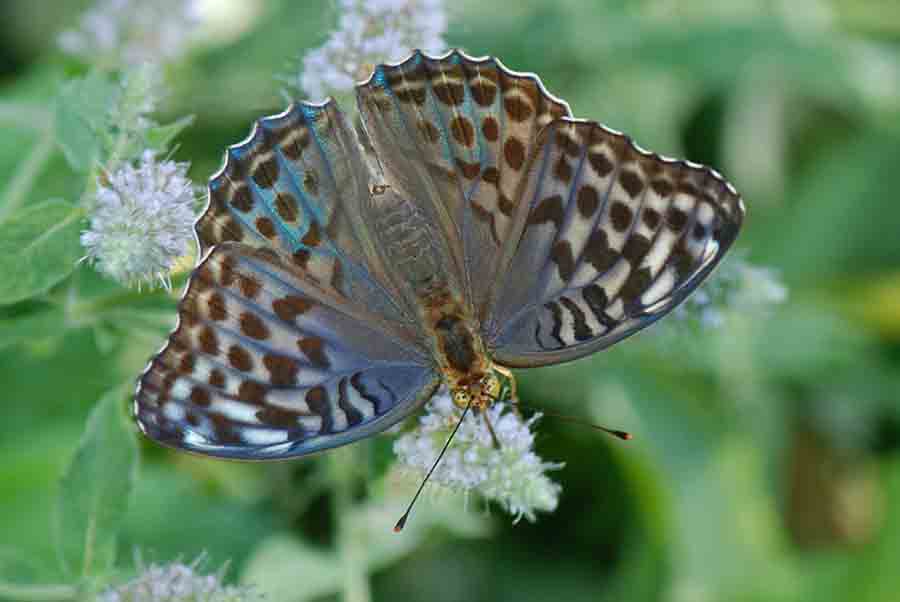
[420,289,499,410]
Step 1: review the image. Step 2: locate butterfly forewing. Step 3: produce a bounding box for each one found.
[197,100,417,328]
[135,243,440,459]
[487,119,744,367]
[356,50,570,320]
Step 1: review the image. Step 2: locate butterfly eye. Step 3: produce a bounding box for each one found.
[451,388,472,408]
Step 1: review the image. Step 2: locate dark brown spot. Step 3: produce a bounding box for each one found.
[417,119,441,143]
[455,158,480,179]
[504,95,533,122]
[666,207,688,231]
[470,80,498,106]
[301,221,321,247]
[582,284,610,323]
[275,192,298,222]
[256,217,276,239]
[178,354,194,374]
[555,130,582,157]
[610,201,633,232]
[577,186,600,217]
[228,345,253,372]
[481,116,499,142]
[230,184,253,212]
[622,234,651,263]
[693,222,707,240]
[551,240,576,282]
[219,216,244,242]
[558,296,593,342]
[677,181,699,197]
[298,337,330,368]
[621,267,653,304]
[504,137,526,170]
[207,292,226,321]
[292,249,310,269]
[303,170,319,196]
[651,179,674,197]
[190,387,211,407]
[273,295,313,322]
[239,274,261,299]
[433,82,465,106]
[396,86,427,105]
[240,312,270,340]
[584,230,618,272]
[256,406,301,429]
[643,208,661,229]
[553,156,572,182]
[251,154,279,189]
[337,378,363,426]
[209,369,225,388]
[672,243,695,278]
[198,327,219,355]
[305,386,331,432]
[498,194,515,216]
[450,116,475,147]
[620,170,644,198]
[589,151,614,177]
[238,380,267,405]
[219,254,236,287]
[263,354,299,386]
[527,194,564,230]
[482,167,500,186]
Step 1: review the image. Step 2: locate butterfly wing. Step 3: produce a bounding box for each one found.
[136,99,443,459]
[487,119,744,367]
[196,99,418,327]
[135,243,440,459]
[355,50,570,319]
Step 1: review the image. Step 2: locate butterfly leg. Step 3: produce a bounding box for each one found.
[476,407,503,450]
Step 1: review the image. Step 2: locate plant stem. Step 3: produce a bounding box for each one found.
[0,582,78,602]
[331,449,372,602]
[0,125,56,222]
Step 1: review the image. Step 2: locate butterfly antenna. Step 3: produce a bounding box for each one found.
[495,398,632,441]
[394,400,472,533]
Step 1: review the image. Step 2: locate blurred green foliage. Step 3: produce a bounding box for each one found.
[1,0,899,601]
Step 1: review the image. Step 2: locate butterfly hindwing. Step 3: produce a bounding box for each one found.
[135,243,439,459]
[488,119,744,367]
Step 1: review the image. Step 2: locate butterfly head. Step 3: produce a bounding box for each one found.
[450,371,503,411]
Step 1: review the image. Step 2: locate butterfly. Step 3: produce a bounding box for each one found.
[134,50,744,460]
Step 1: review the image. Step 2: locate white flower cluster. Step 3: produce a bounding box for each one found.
[81,151,196,290]
[100,560,260,602]
[394,391,563,523]
[678,254,788,328]
[58,0,202,66]
[299,0,448,100]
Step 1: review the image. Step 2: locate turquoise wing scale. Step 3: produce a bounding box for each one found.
[135,101,441,459]
[487,118,745,366]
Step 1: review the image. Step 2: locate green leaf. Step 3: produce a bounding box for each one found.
[54,71,116,173]
[0,306,67,352]
[56,389,138,579]
[0,199,84,306]
[145,115,195,153]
